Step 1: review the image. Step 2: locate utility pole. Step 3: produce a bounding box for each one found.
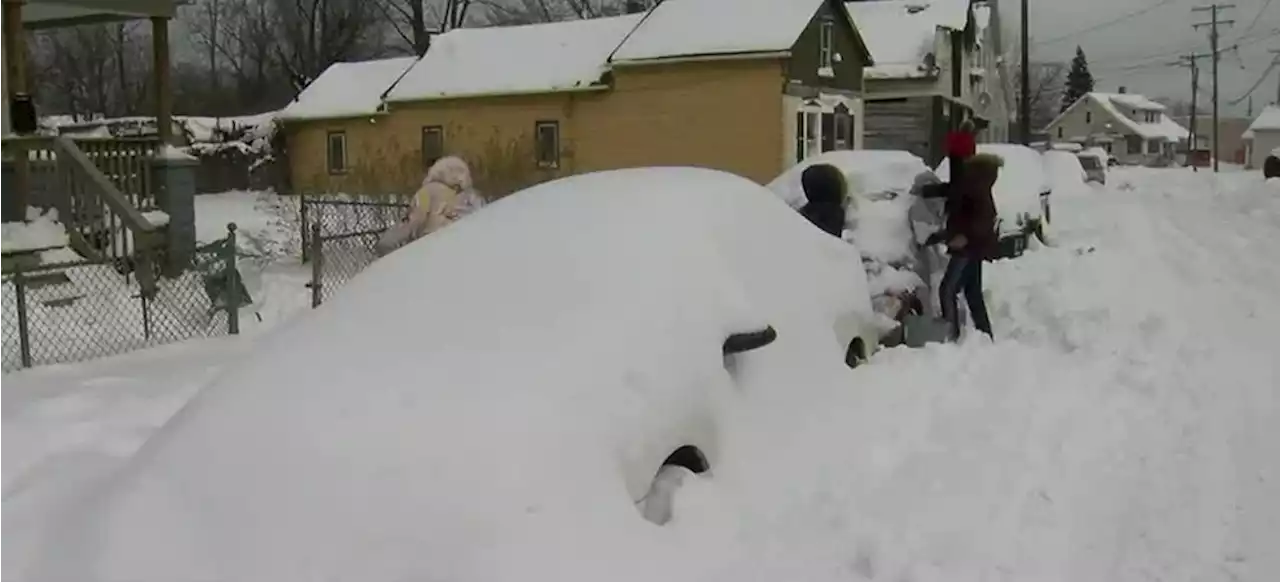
[1271,48,1280,104]
[1020,0,1031,144]
[1193,3,1235,172]
[1174,54,1202,168]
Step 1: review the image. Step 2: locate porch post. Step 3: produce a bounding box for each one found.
[3,0,29,220]
[151,16,172,145]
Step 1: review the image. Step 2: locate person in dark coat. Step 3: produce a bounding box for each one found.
[935,152,1001,340]
[798,163,848,237]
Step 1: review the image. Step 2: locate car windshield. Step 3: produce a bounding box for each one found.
[1079,156,1102,170]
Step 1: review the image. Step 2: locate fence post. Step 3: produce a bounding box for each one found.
[13,265,32,368]
[224,222,240,335]
[299,193,310,264]
[309,222,323,308]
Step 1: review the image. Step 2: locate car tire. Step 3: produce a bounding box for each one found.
[845,338,867,368]
[637,464,697,526]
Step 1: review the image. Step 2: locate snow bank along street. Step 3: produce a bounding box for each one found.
[4,167,1279,581]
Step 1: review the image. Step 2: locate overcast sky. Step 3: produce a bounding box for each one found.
[1011,0,1280,118]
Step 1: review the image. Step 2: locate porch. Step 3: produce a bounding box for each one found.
[2,0,196,277]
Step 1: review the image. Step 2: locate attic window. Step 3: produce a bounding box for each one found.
[819,18,835,70]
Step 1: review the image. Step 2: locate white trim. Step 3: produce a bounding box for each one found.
[610,50,791,67]
[384,84,610,104]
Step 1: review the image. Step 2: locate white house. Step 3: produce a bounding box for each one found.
[1241,105,1280,170]
[1045,89,1189,165]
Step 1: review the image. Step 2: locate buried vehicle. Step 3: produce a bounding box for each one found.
[17,168,881,582]
[767,150,946,346]
[936,143,1052,259]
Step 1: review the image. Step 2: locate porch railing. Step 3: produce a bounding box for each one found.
[3,135,165,270]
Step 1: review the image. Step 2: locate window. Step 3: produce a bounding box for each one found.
[834,104,852,149]
[821,112,836,152]
[1126,134,1142,153]
[795,110,822,162]
[819,18,835,69]
[1085,110,1092,124]
[421,126,444,169]
[326,131,347,174]
[1057,126,1064,138]
[535,120,560,169]
[1148,139,1160,154]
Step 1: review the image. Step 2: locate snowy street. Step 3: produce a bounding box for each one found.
[4,168,1279,581]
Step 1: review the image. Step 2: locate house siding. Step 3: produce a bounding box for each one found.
[1047,97,1139,161]
[574,59,787,185]
[286,93,575,196]
[1248,129,1280,169]
[863,97,935,162]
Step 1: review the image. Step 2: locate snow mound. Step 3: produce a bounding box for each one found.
[24,167,874,582]
[2,207,69,254]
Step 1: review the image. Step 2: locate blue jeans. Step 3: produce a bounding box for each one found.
[939,255,993,340]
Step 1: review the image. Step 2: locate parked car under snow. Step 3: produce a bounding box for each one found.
[767,150,947,347]
[935,143,1053,259]
[17,168,884,582]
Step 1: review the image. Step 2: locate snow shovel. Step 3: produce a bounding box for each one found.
[900,313,952,347]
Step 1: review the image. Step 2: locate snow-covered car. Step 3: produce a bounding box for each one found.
[936,143,1052,259]
[17,168,882,582]
[767,150,944,346]
[1076,148,1108,185]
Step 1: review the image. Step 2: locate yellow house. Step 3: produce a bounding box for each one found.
[280,0,873,197]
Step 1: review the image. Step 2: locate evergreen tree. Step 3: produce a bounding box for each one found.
[1061,46,1096,112]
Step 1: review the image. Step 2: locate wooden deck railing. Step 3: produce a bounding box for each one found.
[3,135,164,267]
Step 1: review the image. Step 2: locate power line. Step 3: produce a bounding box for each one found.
[1032,0,1182,46]
[1091,26,1280,71]
[1235,0,1274,39]
[1227,52,1279,103]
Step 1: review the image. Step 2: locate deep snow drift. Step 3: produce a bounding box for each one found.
[4,167,1278,582]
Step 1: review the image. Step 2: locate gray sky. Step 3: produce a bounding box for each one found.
[1013,0,1280,119]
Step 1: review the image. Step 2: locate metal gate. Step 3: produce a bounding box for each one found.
[300,195,410,308]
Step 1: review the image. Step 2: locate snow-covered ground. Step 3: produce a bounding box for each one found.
[4,168,1278,581]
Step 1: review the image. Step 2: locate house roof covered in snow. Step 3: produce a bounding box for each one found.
[386,14,643,102]
[1242,105,1280,139]
[844,0,972,80]
[1048,92,1189,142]
[612,0,867,64]
[279,57,418,121]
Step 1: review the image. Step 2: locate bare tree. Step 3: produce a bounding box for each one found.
[270,0,387,89]
[29,22,151,119]
[376,0,477,54]
[478,0,631,25]
[1008,60,1066,133]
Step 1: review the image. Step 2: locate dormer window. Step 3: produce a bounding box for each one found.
[819,18,835,70]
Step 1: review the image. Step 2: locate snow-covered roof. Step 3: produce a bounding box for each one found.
[1089,93,1187,141]
[279,57,418,121]
[1049,92,1188,142]
[612,0,831,63]
[845,0,971,80]
[387,15,643,102]
[1242,105,1280,139]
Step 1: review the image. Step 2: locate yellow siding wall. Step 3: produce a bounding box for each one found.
[285,58,789,195]
[574,59,787,185]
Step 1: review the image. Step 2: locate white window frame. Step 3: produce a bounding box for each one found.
[819,19,835,70]
[326,130,347,174]
[535,120,560,169]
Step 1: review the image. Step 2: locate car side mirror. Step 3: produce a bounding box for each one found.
[723,326,777,355]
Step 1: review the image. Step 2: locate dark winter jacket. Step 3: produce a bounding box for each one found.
[798,163,848,238]
[942,153,1001,259]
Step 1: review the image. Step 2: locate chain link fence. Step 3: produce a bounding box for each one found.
[299,194,410,308]
[2,225,246,372]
